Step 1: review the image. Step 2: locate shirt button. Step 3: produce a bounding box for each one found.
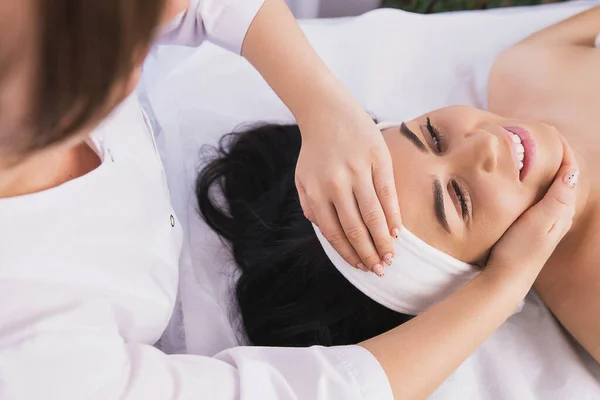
[170,215,175,227]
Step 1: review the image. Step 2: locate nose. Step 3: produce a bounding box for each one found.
[461,130,500,174]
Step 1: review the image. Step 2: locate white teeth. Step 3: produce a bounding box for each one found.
[507,130,526,173]
[515,143,525,153]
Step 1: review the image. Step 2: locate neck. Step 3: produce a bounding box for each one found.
[0,147,66,198]
[0,140,99,198]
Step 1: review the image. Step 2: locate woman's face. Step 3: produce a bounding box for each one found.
[383,105,564,264]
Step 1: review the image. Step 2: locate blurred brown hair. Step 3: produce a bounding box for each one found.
[25,0,166,154]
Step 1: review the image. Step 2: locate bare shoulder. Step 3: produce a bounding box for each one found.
[489,6,600,123]
[489,41,600,124]
[535,209,600,362]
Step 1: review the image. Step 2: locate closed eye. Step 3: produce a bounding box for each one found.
[426,117,444,153]
[433,177,451,233]
[450,179,472,221]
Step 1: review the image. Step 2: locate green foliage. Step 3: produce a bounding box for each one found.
[381,0,566,14]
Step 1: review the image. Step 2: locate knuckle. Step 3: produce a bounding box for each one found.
[373,235,393,251]
[361,252,381,265]
[345,224,368,241]
[304,190,320,206]
[377,184,395,199]
[369,143,385,157]
[302,210,314,222]
[363,209,384,226]
[347,160,366,175]
[325,174,345,192]
[550,193,571,208]
[323,230,346,247]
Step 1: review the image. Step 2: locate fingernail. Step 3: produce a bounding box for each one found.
[357,263,367,272]
[383,253,394,266]
[563,170,579,188]
[373,264,384,277]
[392,227,400,239]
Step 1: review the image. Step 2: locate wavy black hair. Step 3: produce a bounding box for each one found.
[196,124,411,347]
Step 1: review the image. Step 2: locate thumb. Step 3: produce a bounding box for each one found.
[523,136,579,237]
[536,167,578,236]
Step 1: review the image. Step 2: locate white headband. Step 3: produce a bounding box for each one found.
[310,121,525,316]
[313,223,479,315]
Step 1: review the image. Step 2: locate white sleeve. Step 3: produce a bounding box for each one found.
[158,0,265,54]
[0,283,393,400]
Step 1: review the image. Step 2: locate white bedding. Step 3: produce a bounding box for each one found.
[142,2,600,398]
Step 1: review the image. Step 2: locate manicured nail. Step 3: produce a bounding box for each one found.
[392,227,400,239]
[357,263,367,272]
[563,170,579,188]
[383,253,394,266]
[373,264,384,277]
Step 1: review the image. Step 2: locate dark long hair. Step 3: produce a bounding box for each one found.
[196,124,411,347]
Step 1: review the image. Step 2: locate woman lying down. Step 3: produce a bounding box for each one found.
[197,8,599,362]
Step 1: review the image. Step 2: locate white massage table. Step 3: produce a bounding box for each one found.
[141,1,600,398]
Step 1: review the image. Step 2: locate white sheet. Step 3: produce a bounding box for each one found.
[143,2,600,398]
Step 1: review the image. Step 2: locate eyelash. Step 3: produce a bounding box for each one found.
[451,180,471,220]
[426,116,444,152]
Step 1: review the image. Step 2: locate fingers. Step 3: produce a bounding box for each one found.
[298,173,392,276]
[307,195,367,273]
[541,167,578,238]
[329,187,386,275]
[354,173,396,267]
[372,153,402,239]
[294,132,401,277]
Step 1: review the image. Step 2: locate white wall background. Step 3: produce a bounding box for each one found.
[285,0,380,18]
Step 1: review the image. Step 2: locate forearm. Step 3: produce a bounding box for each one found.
[241,0,363,136]
[360,265,539,400]
[522,5,600,47]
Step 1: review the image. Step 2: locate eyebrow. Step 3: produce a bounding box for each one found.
[433,177,451,233]
[400,123,428,153]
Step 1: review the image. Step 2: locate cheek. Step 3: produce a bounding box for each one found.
[469,182,534,257]
[392,157,465,258]
[531,124,563,197]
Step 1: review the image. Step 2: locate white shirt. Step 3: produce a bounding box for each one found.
[0,1,392,399]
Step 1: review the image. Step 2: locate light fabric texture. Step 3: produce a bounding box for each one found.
[0,1,395,399]
[158,0,266,53]
[313,223,478,315]
[144,2,600,399]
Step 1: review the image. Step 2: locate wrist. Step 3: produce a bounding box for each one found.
[479,261,540,300]
[291,74,361,134]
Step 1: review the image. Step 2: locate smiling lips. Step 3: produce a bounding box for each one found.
[502,126,536,181]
